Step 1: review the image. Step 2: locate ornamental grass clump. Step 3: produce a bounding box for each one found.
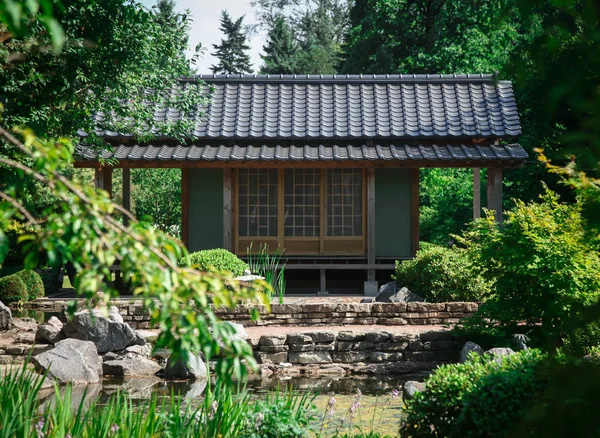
[0,364,315,438]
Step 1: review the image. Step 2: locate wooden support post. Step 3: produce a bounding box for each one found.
[487,168,503,223]
[94,167,113,198]
[411,168,420,256]
[366,168,376,283]
[473,168,481,220]
[317,269,328,295]
[122,168,131,227]
[223,169,233,251]
[181,168,189,248]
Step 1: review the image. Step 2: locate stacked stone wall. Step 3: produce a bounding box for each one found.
[252,330,460,367]
[22,300,478,329]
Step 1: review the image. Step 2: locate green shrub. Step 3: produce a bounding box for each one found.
[563,320,600,356]
[14,269,44,300]
[0,274,28,304]
[180,249,248,276]
[393,244,492,302]
[456,189,600,347]
[400,350,548,438]
[3,220,38,266]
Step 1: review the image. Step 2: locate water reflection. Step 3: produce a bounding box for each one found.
[79,374,426,402]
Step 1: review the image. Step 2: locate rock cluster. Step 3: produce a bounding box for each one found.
[459,341,518,364]
[376,282,424,303]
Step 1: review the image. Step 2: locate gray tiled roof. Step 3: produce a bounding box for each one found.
[87,74,521,140]
[76,143,527,162]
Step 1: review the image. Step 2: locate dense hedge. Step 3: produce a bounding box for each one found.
[400,350,549,438]
[14,270,44,300]
[393,244,492,302]
[180,249,248,277]
[0,274,28,304]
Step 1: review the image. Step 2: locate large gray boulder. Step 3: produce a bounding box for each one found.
[90,306,124,324]
[459,341,484,363]
[163,352,207,380]
[224,321,248,341]
[31,338,102,384]
[485,347,515,364]
[376,283,423,303]
[403,381,426,400]
[511,334,529,352]
[0,300,12,331]
[35,316,65,344]
[63,311,145,354]
[103,358,162,377]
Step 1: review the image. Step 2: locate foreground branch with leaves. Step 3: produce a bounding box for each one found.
[0,125,269,381]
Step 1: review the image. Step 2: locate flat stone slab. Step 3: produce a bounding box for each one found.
[246,324,452,344]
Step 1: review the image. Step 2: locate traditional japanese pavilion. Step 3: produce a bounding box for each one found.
[75,74,526,295]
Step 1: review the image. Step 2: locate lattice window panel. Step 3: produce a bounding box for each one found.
[284,169,320,237]
[326,169,363,236]
[238,169,278,237]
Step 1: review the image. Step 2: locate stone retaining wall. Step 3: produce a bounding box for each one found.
[252,329,460,371]
[22,300,479,329]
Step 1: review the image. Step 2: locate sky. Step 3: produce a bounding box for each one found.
[143,0,266,74]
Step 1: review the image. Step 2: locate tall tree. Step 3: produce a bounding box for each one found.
[211,11,253,74]
[0,0,204,143]
[341,0,531,74]
[252,0,350,74]
[260,15,298,74]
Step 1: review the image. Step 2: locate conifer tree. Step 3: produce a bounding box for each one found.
[211,11,253,74]
[260,15,298,74]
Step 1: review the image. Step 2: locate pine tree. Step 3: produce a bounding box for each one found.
[260,15,298,74]
[211,11,253,74]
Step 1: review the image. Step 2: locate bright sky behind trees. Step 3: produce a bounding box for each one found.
[142,0,265,73]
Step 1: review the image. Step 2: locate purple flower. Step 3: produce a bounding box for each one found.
[35,419,45,438]
[327,396,336,417]
[110,424,119,434]
[391,388,400,399]
[356,388,362,400]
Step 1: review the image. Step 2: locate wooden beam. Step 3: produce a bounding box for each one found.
[473,168,481,220]
[366,168,376,282]
[487,168,503,223]
[181,168,189,247]
[75,159,527,170]
[411,168,420,256]
[122,168,131,227]
[223,168,233,251]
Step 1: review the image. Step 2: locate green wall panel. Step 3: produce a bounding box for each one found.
[188,169,224,252]
[375,168,412,257]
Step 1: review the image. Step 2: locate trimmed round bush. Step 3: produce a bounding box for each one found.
[15,269,45,300]
[393,244,492,302]
[180,249,248,276]
[400,350,548,438]
[0,274,28,304]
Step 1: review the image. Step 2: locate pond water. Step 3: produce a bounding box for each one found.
[37,375,419,436]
